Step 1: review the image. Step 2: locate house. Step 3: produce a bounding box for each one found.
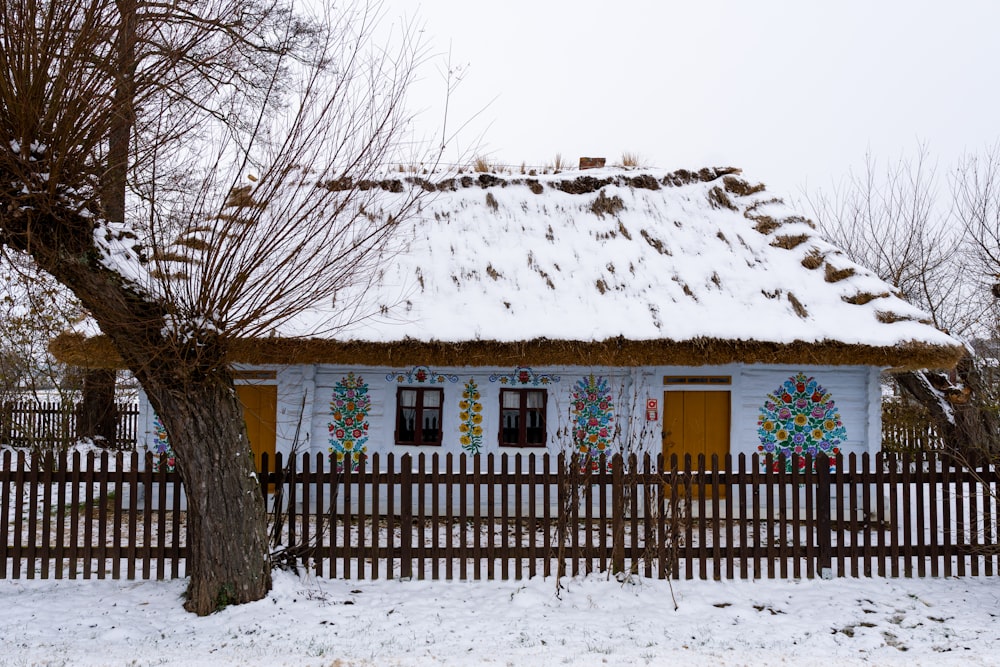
[53,163,964,472]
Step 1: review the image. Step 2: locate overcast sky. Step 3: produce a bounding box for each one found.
[386,0,1000,201]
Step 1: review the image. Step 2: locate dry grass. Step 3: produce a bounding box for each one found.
[770,234,809,250]
[877,311,913,324]
[51,331,964,372]
[619,152,643,168]
[707,186,736,211]
[787,293,809,319]
[824,263,857,283]
[472,156,492,173]
[640,229,670,255]
[625,174,660,190]
[801,249,825,270]
[590,191,625,218]
[842,292,888,306]
[722,176,766,197]
[752,216,782,235]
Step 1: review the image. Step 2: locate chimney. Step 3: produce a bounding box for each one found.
[579,157,606,170]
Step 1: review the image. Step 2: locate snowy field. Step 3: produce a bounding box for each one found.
[1,571,999,666]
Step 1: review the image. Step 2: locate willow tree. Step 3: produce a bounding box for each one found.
[809,148,999,459]
[0,0,432,614]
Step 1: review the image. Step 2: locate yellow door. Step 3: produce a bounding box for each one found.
[663,390,730,496]
[236,384,277,471]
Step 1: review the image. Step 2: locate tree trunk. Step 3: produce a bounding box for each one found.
[145,373,271,614]
[76,368,118,447]
[894,350,1000,465]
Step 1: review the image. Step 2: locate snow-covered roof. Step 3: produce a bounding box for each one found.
[54,166,963,370]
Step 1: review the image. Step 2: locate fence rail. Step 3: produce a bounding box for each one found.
[2,450,998,581]
[0,401,138,450]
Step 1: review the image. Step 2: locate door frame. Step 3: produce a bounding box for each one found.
[234,370,278,472]
[661,375,733,468]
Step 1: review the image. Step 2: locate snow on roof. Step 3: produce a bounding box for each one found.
[54,166,963,370]
[281,167,958,351]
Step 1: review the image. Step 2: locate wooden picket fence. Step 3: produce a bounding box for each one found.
[0,401,139,450]
[2,450,999,581]
[882,400,944,453]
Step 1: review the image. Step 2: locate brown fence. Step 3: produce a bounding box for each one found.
[0,401,139,450]
[2,450,998,581]
[882,401,944,452]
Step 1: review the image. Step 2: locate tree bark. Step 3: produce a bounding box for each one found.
[6,209,272,615]
[144,373,271,613]
[76,368,118,447]
[894,350,1000,465]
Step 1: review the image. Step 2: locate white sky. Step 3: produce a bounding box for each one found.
[389,0,1000,200]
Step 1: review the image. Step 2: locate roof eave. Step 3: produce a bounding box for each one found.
[51,333,965,372]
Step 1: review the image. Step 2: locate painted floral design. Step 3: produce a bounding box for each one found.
[757,372,846,473]
[386,366,459,384]
[489,366,560,386]
[151,414,176,473]
[328,373,370,471]
[572,375,614,471]
[458,379,484,454]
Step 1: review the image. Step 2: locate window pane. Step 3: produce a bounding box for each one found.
[398,407,416,441]
[525,405,544,444]
[422,408,440,442]
[526,391,545,408]
[422,390,441,408]
[399,390,417,407]
[501,408,520,445]
[502,391,521,409]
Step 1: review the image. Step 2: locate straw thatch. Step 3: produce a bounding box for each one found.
[51,165,964,374]
[51,331,963,373]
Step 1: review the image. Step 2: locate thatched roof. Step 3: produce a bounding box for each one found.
[53,166,964,371]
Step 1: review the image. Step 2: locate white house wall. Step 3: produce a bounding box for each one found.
[134,363,882,470]
[303,364,880,467]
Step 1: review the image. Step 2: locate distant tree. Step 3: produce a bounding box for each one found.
[808,146,1000,460]
[0,258,79,405]
[0,0,437,614]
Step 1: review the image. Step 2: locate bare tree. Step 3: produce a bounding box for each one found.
[0,0,436,614]
[954,143,1000,326]
[808,146,999,459]
[0,257,80,402]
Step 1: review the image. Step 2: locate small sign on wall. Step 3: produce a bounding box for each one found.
[646,398,658,421]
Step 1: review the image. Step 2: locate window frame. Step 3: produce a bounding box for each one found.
[394,387,444,446]
[498,388,548,448]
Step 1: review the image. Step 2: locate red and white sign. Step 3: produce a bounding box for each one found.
[646,399,658,421]
[646,398,658,410]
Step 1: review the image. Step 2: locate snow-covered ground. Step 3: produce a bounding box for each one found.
[1,571,998,666]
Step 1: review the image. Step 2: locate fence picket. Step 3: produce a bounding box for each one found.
[861,453,872,578]
[447,453,455,580]
[3,450,1000,583]
[451,456,466,579]
[55,450,68,579]
[848,452,859,578]
[915,451,926,578]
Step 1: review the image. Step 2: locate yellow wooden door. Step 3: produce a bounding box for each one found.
[235,384,277,471]
[663,390,730,497]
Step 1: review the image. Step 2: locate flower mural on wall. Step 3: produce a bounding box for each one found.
[385,366,459,384]
[151,414,175,473]
[488,366,560,386]
[328,373,370,471]
[458,379,484,454]
[572,375,614,471]
[757,372,846,473]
